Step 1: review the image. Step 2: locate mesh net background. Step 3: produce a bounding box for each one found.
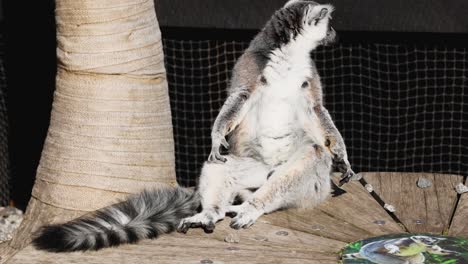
[0,35,9,206]
[162,38,467,187]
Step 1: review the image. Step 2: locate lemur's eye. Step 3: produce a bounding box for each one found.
[314,19,320,26]
[301,81,309,88]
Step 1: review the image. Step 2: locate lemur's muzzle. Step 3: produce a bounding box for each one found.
[323,26,338,46]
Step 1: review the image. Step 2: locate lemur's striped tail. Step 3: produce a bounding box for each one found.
[32,187,200,252]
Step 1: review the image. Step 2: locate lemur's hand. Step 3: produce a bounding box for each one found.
[325,137,349,170]
[334,157,354,186]
[329,144,351,173]
[339,168,355,187]
[208,132,229,163]
[333,155,351,174]
[326,136,353,185]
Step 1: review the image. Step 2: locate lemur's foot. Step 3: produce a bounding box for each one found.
[228,203,263,230]
[177,210,223,234]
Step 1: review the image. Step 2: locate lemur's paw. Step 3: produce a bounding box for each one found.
[177,218,216,234]
[332,155,351,173]
[176,219,194,234]
[208,133,229,163]
[177,212,221,234]
[338,169,355,186]
[230,215,256,229]
[228,204,263,230]
[208,149,227,163]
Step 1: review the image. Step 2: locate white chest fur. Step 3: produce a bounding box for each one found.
[244,39,324,166]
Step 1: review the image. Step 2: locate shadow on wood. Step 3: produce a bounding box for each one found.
[263,178,405,243]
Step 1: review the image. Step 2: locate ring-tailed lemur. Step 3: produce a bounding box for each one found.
[343,235,457,264]
[32,0,353,252]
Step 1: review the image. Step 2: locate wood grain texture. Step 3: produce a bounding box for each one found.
[262,208,373,243]
[8,220,345,264]
[363,172,463,234]
[263,179,405,243]
[449,177,468,237]
[14,174,466,263]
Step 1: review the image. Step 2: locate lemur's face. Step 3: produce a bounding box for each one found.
[322,24,337,46]
[284,0,337,46]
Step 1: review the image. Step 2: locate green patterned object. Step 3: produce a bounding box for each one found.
[341,234,468,264]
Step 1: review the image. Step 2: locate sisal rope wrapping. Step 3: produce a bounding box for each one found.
[31,0,177,211]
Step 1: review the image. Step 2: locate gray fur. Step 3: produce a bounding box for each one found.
[179,1,351,232]
[33,2,352,252]
[314,105,350,172]
[32,187,200,252]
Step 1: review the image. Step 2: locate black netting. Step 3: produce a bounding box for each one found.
[0,34,9,206]
[162,37,468,187]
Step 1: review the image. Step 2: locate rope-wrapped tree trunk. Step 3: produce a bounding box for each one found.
[0,0,175,261]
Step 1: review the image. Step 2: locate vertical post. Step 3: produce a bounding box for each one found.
[1,0,175,261]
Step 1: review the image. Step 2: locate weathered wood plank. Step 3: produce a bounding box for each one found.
[317,179,405,235]
[263,179,405,243]
[262,208,374,243]
[363,172,463,234]
[8,220,345,264]
[449,177,468,237]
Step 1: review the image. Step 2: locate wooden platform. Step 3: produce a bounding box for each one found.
[363,172,464,234]
[2,173,467,264]
[450,176,468,236]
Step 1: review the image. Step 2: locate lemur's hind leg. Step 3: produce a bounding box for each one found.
[229,143,332,229]
[177,156,269,233]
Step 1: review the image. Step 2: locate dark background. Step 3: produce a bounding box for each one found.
[155,0,468,33]
[1,0,467,209]
[2,0,56,209]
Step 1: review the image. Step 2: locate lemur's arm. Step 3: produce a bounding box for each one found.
[209,88,251,163]
[307,66,352,174]
[313,105,349,167]
[209,52,261,163]
[314,105,355,184]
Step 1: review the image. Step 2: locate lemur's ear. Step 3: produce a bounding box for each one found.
[305,4,334,26]
[304,5,334,25]
[317,8,329,20]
